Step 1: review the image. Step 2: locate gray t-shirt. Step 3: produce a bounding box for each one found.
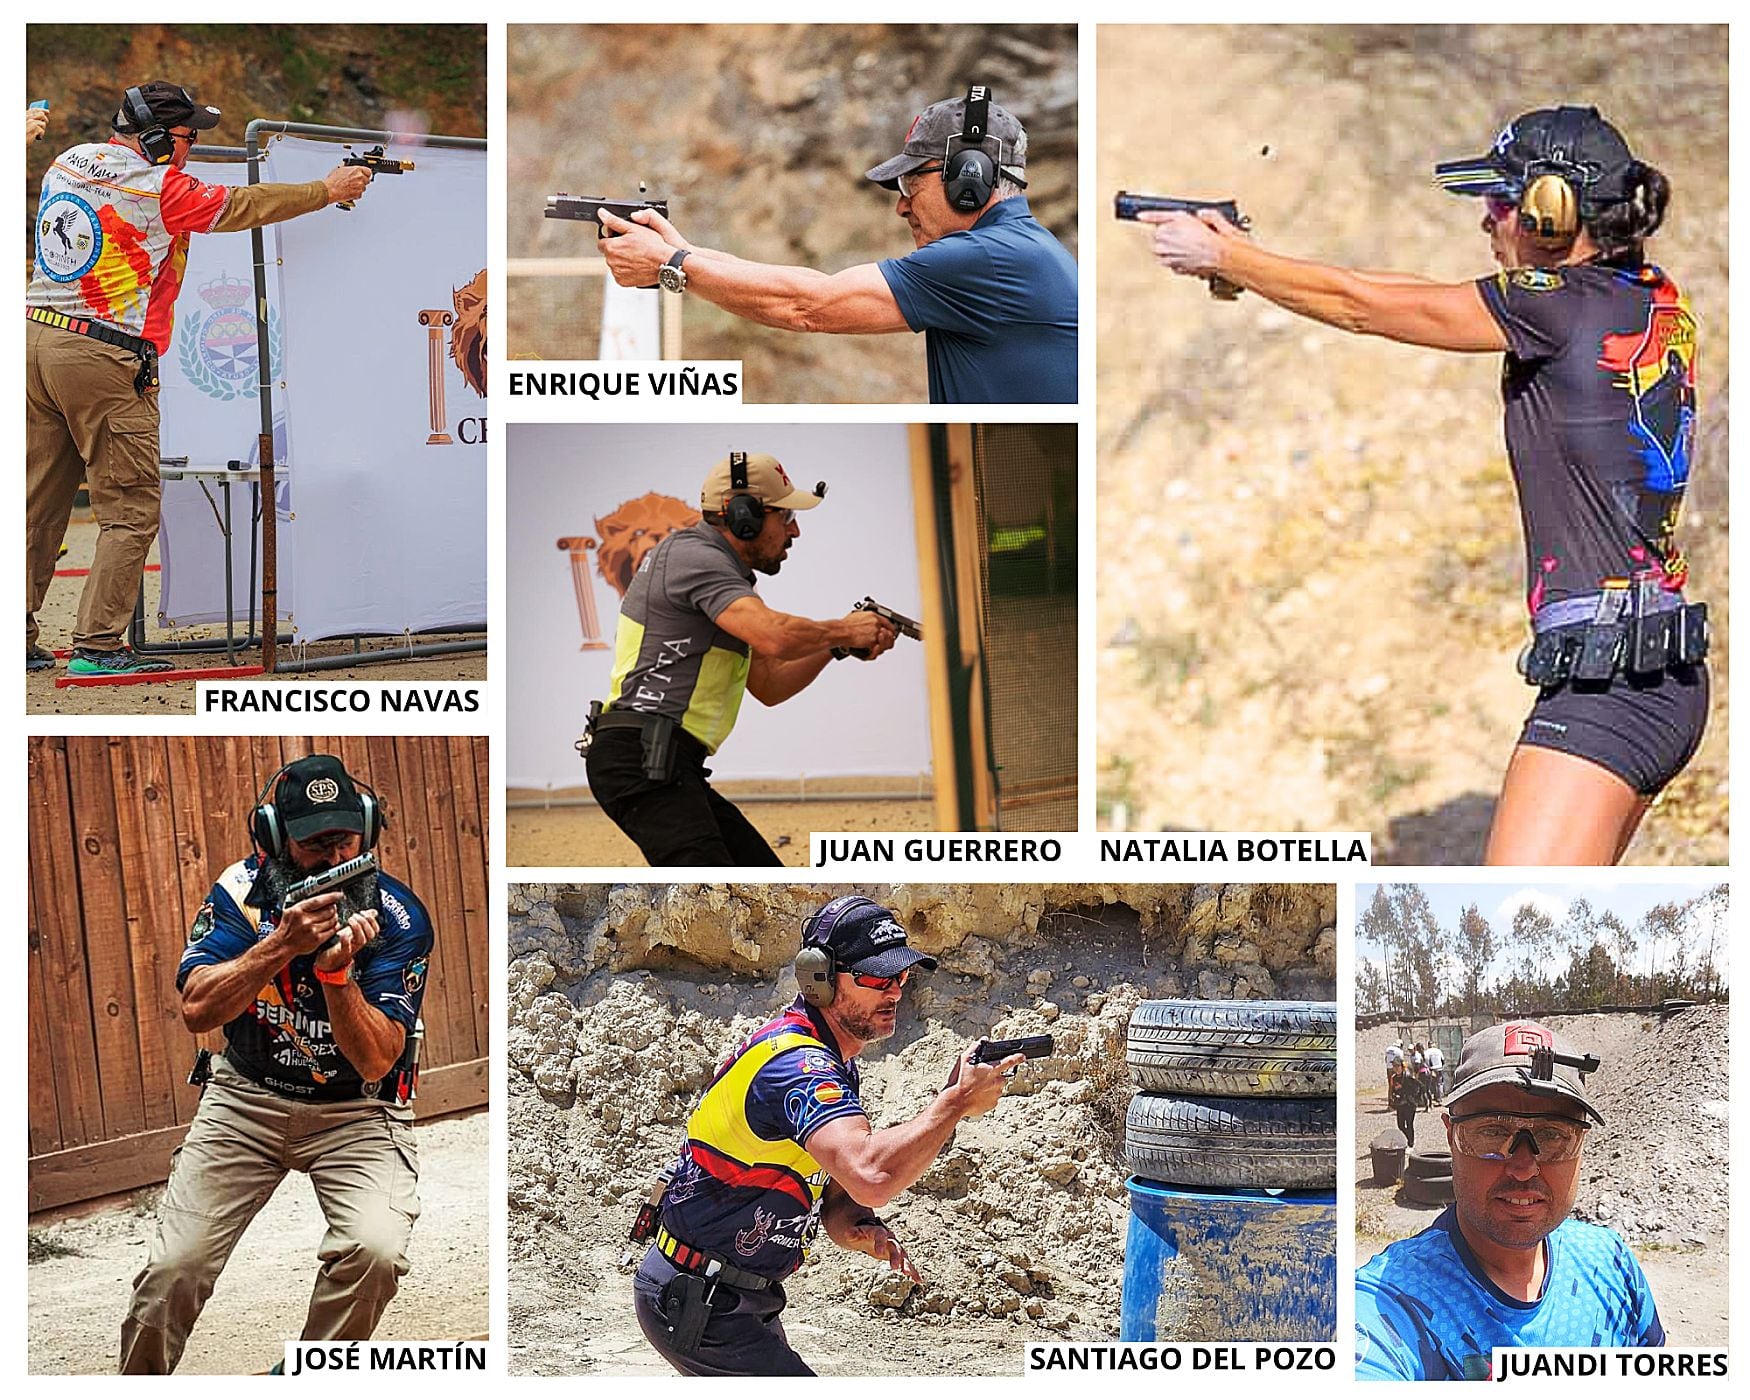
[604,522,757,752]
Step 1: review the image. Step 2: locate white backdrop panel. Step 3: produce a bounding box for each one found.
[157,155,288,626]
[266,135,486,639]
[508,423,931,788]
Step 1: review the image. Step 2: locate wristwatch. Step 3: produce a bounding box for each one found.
[658,249,690,294]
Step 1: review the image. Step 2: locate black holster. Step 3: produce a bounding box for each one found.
[657,1271,717,1353]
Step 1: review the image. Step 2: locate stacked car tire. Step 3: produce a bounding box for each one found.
[1124,999,1339,1190]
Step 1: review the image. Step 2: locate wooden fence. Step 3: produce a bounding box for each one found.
[27,735,490,1212]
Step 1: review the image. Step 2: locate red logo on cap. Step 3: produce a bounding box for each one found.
[1502,1023,1552,1056]
[773,462,792,487]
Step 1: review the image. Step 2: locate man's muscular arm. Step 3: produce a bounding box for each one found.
[181,890,353,1031]
[314,910,406,1082]
[805,1048,1022,1208]
[716,595,892,664]
[597,208,910,334]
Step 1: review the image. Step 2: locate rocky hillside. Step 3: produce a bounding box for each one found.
[508,24,1077,402]
[1098,25,1728,864]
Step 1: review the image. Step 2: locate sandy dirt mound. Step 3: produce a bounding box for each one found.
[1098,26,1728,863]
[508,883,1335,1374]
[30,517,485,715]
[28,1110,489,1376]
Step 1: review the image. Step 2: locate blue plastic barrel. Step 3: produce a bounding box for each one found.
[1121,1178,1337,1341]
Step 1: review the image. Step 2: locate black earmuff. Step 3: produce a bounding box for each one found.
[943,84,997,213]
[724,450,765,541]
[795,894,883,1007]
[126,87,178,167]
[1517,105,1591,246]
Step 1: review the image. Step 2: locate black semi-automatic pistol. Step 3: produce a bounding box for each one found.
[972,1034,1054,1065]
[832,597,923,661]
[1113,191,1250,299]
[338,145,414,210]
[544,192,670,235]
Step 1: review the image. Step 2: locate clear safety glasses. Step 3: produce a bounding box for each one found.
[1448,1110,1590,1163]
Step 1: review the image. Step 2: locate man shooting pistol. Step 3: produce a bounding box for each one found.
[546,189,671,287]
[337,144,414,210]
[1114,192,1251,298]
[832,597,922,660]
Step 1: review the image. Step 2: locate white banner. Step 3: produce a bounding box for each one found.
[265,134,487,640]
[507,423,932,788]
[599,278,660,359]
[156,154,289,627]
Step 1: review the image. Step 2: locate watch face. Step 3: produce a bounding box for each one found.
[659,263,686,293]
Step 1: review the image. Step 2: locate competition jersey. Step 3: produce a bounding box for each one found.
[175,853,434,1100]
[1477,261,1698,614]
[879,196,1078,405]
[604,522,758,753]
[27,140,233,354]
[660,998,867,1279]
[1355,1208,1664,1380]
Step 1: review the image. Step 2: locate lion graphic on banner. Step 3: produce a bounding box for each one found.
[556,493,699,650]
[450,268,487,398]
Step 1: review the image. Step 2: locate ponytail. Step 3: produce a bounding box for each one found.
[1585,160,1670,266]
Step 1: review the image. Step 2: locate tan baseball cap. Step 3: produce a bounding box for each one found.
[700,452,824,514]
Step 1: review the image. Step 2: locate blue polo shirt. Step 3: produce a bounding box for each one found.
[1355,1207,1664,1380]
[878,196,1077,405]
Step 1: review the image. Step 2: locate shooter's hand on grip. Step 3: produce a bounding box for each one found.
[276,889,347,957]
[314,909,381,976]
[324,164,374,207]
[941,1042,1025,1114]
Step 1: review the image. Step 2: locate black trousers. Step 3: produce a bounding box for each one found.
[585,727,783,867]
[633,1249,812,1377]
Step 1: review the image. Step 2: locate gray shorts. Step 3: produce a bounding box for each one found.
[632,1247,812,1377]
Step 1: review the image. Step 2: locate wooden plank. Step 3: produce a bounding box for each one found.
[29,738,107,1148]
[28,1057,490,1213]
[450,736,491,1060]
[165,736,227,1074]
[107,737,190,1131]
[66,737,147,1139]
[27,856,65,1155]
[409,739,471,1069]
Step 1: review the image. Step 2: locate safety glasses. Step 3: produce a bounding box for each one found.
[1483,194,1520,224]
[764,507,795,526]
[1448,1111,1590,1162]
[850,969,912,992]
[897,165,944,199]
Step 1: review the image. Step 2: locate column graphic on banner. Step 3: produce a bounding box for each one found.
[556,538,609,650]
[419,307,456,444]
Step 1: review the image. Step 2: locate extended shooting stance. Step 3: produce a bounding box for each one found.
[26,82,375,676]
[1139,106,1707,864]
[120,754,434,1373]
[1356,1020,1663,1378]
[630,895,1029,1375]
[588,85,1077,404]
[579,452,906,866]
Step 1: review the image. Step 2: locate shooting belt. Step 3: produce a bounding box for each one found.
[27,305,159,391]
[1521,586,1706,687]
[653,1225,773,1292]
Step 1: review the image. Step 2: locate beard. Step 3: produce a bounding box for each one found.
[834,1001,900,1043]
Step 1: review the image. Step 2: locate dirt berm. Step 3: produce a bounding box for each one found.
[508,883,1336,1375]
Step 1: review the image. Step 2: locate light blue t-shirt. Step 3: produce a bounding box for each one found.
[1355,1208,1664,1380]
[878,196,1077,405]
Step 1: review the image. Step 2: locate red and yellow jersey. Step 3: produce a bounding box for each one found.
[27,140,232,354]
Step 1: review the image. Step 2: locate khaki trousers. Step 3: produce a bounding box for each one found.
[24,319,162,652]
[118,1057,421,1374]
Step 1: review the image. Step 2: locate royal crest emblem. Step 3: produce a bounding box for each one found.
[176,274,280,401]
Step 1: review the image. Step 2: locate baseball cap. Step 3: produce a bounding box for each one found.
[700,453,823,515]
[802,895,939,979]
[1434,105,1636,215]
[272,754,367,842]
[865,92,1028,190]
[114,82,222,134]
[1445,1020,1605,1124]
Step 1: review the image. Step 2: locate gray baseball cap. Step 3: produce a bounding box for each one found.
[1445,1020,1605,1125]
[865,93,1028,190]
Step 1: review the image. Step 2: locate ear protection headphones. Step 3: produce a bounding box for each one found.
[124,87,179,167]
[794,895,885,1007]
[249,759,384,860]
[723,450,766,541]
[1516,105,1593,246]
[943,84,1000,212]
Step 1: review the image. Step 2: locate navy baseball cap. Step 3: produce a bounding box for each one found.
[1434,105,1637,216]
[802,895,938,978]
[273,754,367,841]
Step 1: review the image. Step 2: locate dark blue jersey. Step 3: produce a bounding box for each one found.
[879,196,1078,405]
[1355,1207,1664,1380]
[176,853,434,1100]
[661,999,866,1279]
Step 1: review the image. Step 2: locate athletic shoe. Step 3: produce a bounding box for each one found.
[67,647,175,676]
[27,646,55,673]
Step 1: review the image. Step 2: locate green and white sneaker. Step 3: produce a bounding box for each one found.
[67,647,175,676]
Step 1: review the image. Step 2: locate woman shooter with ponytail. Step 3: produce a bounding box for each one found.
[1142,106,1705,865]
